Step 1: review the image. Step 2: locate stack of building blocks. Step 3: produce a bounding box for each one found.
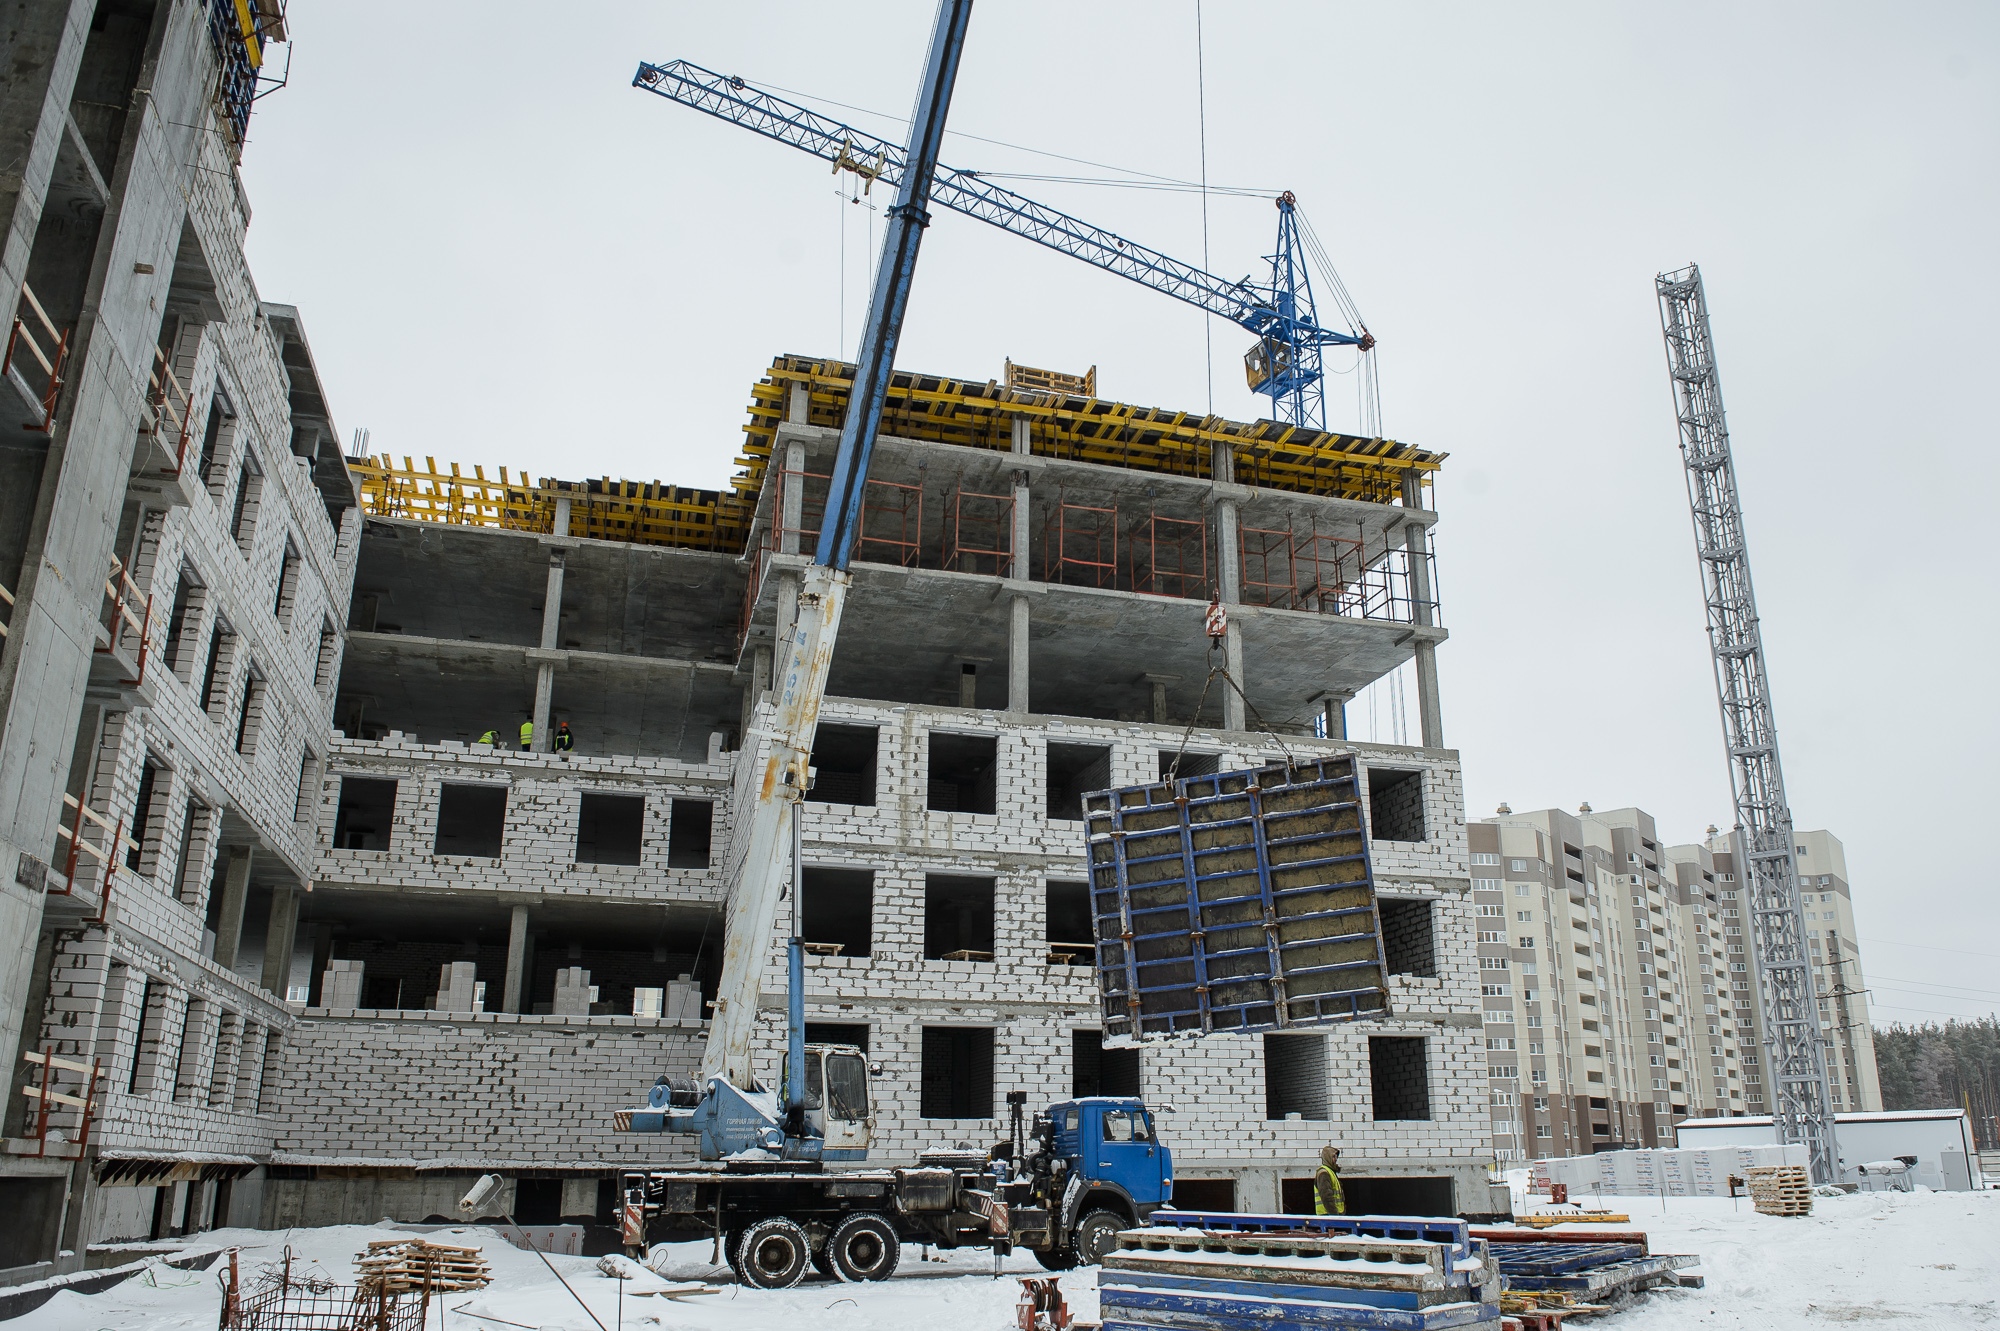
[1098,1210,1501,1331]
[320,960,364,1010]
[1745,1165,1812,1216]
[1530,1144,1807,1199]
[552,967,598,1016]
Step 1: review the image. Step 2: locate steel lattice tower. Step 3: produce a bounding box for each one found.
[1655,265,1838,1184]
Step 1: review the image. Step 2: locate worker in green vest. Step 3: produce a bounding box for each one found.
[519,716,534,751]
[476,727,498,746]
[1314,1145,1346,1215]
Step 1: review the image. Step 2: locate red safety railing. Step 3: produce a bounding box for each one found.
[18,1047,104,1159]
[1128,511,1209,601]
[0,577,14,642]
[857,477,923,568]
[1042,498,1118,588]
[943,484,1014,577]
[4,280,70,433]
[767,463,829,556]
[51,791,134,908]
[1239,523,1301,608]
[141,344,196,474]
[97,555,152,686]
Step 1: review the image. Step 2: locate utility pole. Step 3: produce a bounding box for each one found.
[1655,265,1840,1185]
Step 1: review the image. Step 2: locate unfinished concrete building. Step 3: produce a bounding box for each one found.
[1,3,1497,1273]
[0,0,357,1281]
[270,355,1493,1227]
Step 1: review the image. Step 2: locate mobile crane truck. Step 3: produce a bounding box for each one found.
[608,0,1175,1289]
[612,0,1400,1290]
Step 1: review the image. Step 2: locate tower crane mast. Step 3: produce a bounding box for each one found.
[632,60,1372,431]
[1655,264,1839,1185]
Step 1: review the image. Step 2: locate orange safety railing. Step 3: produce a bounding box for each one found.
[1128,511,1209,601]
[1042,498,1118,588]
[97,555,152,686]
[943,484,1014,577]
[4,280,70,433]
[857,477,923,569]
[767,464,829,556]
[19,1047,104,1159]
[1239,522,1302,608]
[0,577,14,641]
[140,344,195,473]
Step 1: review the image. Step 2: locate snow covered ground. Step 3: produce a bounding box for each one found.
[10,1189,1996,1331]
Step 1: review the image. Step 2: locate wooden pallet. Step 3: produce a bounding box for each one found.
[1515,1212,1630,1229]
[1744,1166,1812,1217]
[355,1238,493,1293]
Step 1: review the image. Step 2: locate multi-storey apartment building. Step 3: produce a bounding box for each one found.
[1700,828,1880,1117]
[1473,805,1880,1162]
[0,0,358,1280]
[272,363,1498,1227]
[1470,806,1745,1162]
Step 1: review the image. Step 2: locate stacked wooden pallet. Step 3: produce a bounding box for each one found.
[354,1239,493,1292]
[1745,1165,1813,1217]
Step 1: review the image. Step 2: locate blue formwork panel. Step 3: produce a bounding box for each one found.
[1104,1270,1450,1312]
[1098,1283,1502,1331]
[1488,1242,1647,1275]
[1084,756,1390,1039]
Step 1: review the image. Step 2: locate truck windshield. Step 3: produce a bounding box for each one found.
[1102,1110,1151,1142]
[826,1052,869,1121]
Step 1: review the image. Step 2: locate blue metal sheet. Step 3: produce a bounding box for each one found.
[1100,1285,1500,1331]
[1085,756,1391,1039]
[1489,1242,1646,1275]
[1146,1210,1473,1264]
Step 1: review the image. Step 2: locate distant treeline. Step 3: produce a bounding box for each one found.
[1873,1018,1999,1148]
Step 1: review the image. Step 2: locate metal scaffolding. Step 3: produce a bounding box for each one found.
[1656,263,1838,1184]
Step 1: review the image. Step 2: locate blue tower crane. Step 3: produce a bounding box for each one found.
[632,60,1375,433]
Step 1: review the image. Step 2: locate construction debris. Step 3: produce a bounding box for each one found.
[1745,1165,1814,1217]
[353,1239,493,1293]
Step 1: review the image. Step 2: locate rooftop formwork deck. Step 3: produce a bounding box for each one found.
[346,354,1446,556]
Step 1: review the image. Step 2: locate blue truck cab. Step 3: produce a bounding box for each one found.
[1047,1096,1174,1245]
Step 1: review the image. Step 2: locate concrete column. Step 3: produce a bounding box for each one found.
[1214,499,1242,602]
[1007,594,1030,713]
[1223,622,1246,732]
[788,383,811,426]
[539,552,566,648]
[1011,415,1030,456]
[1011,469,1031,580]
[531,662,556,752]
[552,493,572,540]
[1399,471,1443,748]
[1143,673,1179,725]
[780,440,807,555]
[1317,689,1354,742]
[209,846,254,968]
[259,887,299,997]
[774,570,802,675]
[531,549,566,753]
[753,644,773,699]
[1211,440,1234,485]
[502,903,530,1014]
[958,663,979,709]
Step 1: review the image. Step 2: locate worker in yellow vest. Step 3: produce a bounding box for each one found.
[1313,1145,1345,1215]
[519,717,534,751]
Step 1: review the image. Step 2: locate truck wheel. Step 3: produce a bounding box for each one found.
[735,1217,811,1289]
[1072,1210,1126,1266]
[1032,1245,1078,1272]
[827,1212,900,1282]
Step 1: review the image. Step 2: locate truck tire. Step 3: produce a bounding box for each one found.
[1032,1244,1078,1272]
[827,1212,900,1282]
[1072,1210,1126,1266]
[735,1217,812,1289]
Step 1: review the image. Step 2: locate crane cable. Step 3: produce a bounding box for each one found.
[1196,0,1213,414]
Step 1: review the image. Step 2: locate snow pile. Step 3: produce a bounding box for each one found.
[7,1189,1996,1331]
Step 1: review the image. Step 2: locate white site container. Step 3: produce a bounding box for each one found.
[1672,1109,1981,1191]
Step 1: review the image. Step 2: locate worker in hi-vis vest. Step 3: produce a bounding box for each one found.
[1314,1145,1346,1215]
[519,717,534,751]
[476,728,498,746]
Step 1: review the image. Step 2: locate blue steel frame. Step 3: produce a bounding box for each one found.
[1088,758,1390,1039]
[631,61,1364,427]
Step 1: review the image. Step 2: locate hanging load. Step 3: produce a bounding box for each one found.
[1084,754,1390,1041]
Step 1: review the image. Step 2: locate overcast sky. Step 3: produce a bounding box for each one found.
[238,2,1998,1026]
